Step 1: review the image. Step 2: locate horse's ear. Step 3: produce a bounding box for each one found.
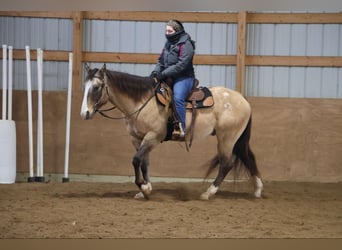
[99,64,107,83]
[100,63,106,73]
[99,64,107,78]
[85,63,90,74]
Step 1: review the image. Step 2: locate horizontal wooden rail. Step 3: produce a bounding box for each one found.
[0,49,70,61]
[82,52,158,64]
[2,50,341,67]
[0,11,73,19]
[194,55,236,65]
[247,13,342,24]
[83,11,238,23]
[246,56,342,67]
[1,11,341,24]
[0,49,236,65]
[0,11,238,23]
[82,52,236,65]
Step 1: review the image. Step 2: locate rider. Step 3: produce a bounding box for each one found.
[151,20,196,138]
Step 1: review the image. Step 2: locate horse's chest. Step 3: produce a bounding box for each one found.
[127,122,146,139]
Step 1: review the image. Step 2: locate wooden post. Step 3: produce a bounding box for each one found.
[72,11,83,93]
[236,11,247,94]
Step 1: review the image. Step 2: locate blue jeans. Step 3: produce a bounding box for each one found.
[173,77,194,132]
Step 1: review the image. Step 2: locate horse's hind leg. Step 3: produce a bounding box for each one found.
[233,118,263,198]
[251,175,263,198]
[240,149,263,198]
[200,154,234,200]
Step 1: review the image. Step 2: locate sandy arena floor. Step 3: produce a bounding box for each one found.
[0,181,341,238]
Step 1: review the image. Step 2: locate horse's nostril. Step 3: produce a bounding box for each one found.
[86,111,90,119]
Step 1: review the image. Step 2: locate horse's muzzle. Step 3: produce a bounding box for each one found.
[80,110,93,120]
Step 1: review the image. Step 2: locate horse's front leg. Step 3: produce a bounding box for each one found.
[132,153,152,199]
[139,154,153,198]
[131,135,156,199]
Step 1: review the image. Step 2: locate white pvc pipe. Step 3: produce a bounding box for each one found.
[64,53,73,181]
[36,48,44,179]
[25,46,34,179]
[2,44,7,120]
[39,49,44,179]
[36,49,41,177]
[8,46,13,121]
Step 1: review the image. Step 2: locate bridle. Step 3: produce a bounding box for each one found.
[92,75,161,120]
[92,79,118,118]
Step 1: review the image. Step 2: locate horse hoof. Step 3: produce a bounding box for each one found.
[254,189,262,198]
[134,192,145,199]
[200,184,218,200]
[200,193,210,200]
[253,176,263,198]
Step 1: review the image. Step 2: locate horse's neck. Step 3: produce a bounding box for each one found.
[105,71,154,115]
[108,89,153,117]
[108,92,136,114]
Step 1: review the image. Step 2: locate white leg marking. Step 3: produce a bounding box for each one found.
[200,184,219,200]
[253,176,263,198]
[141,182,152,195]
[134,183,152,199]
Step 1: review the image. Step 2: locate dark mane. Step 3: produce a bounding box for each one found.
[105,70,154,102]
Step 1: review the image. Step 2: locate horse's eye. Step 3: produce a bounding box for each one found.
[93,85,100,92]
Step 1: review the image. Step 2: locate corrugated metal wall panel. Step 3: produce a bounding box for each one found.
[83,20,165,53]
[83,20,237,55]
[1,15,341,97]
[0,60,69,91]
[307,25,324,56]
[321,68,339,98]
[248,23,342,56]
[0,17,73,91]
[83,20,237,88]
[0,17,72,50]
[246,67,342,98]
[246,23,342,98]
[290,24,307,55]
[289,67,306,97]
[150,22,166,53]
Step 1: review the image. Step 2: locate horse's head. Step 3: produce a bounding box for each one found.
[80,63,109,120]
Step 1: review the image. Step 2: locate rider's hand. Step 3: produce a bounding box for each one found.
[150,71,163,82]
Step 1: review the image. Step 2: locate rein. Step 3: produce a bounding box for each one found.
[95,79,161,120]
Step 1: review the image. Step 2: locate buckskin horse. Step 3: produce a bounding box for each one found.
[80,64,263,200]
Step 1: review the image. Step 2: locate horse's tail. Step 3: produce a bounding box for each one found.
[204,115,259,179]
[232,116,259,177]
